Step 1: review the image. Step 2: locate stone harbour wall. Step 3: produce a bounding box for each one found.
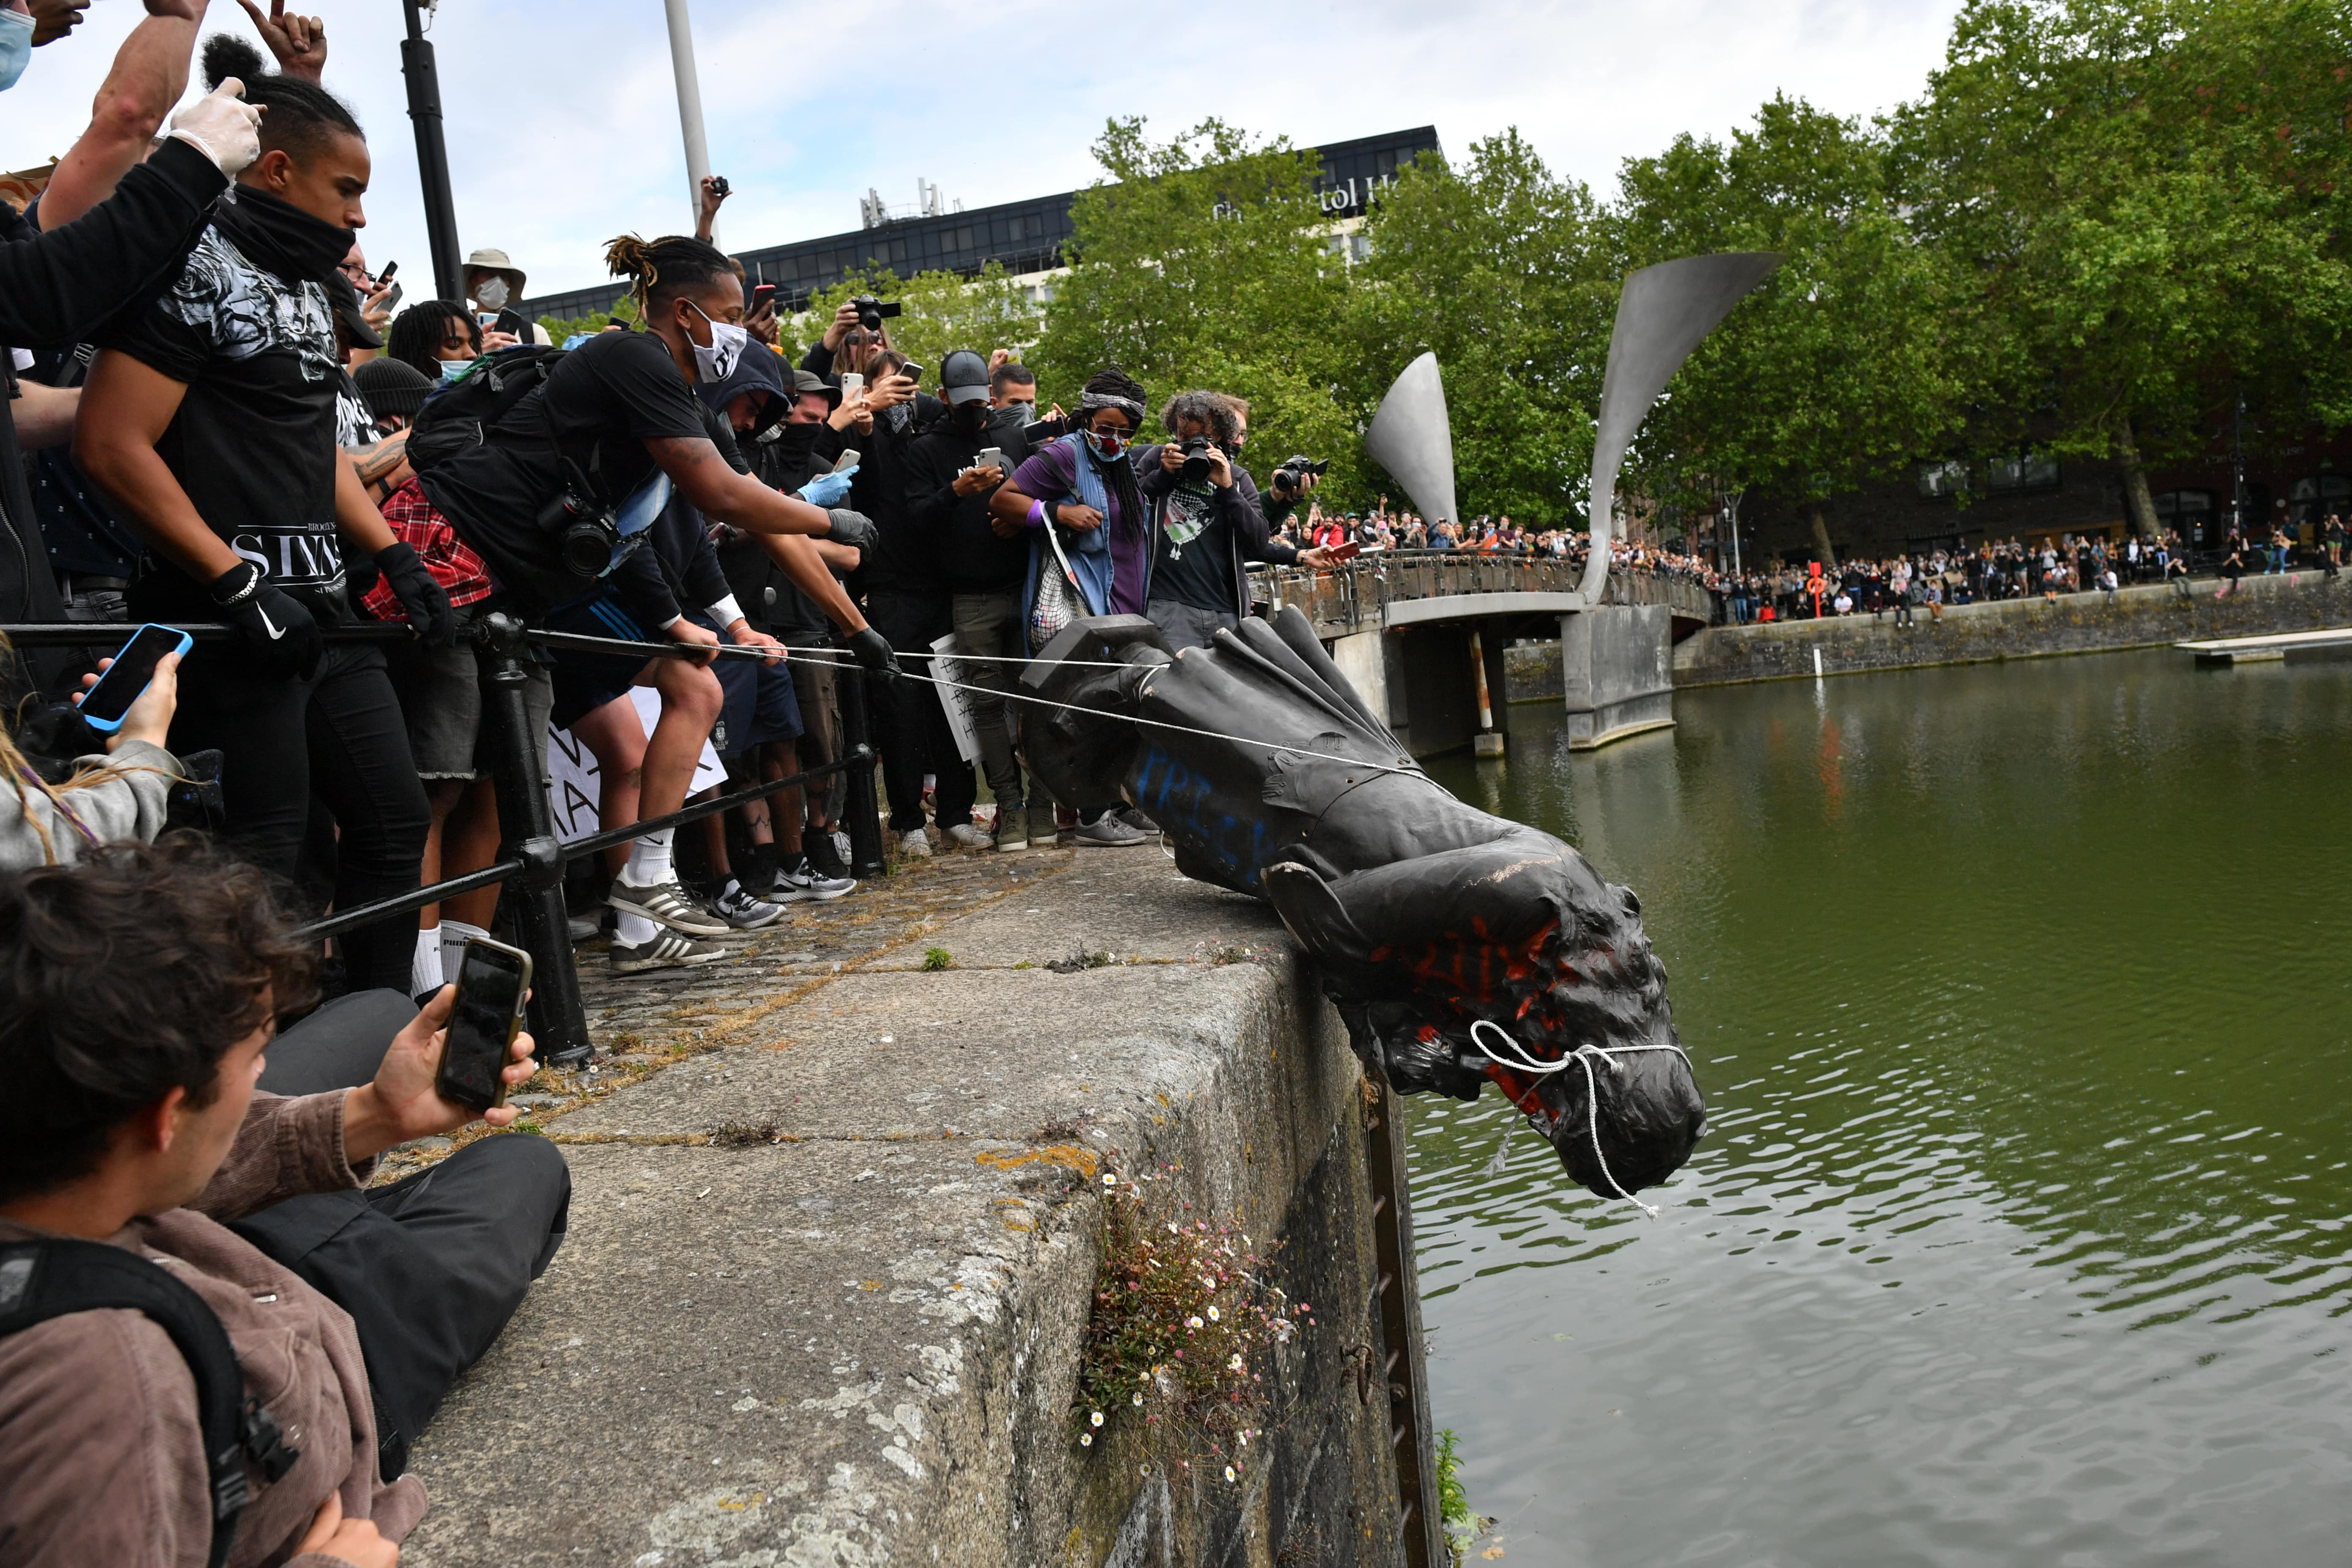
[398,852,1412,1568]
[1503,570,2352,699]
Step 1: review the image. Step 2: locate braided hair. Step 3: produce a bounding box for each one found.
[604,234,737,320]
[200,36,362,161]
[1078,366,1148,549]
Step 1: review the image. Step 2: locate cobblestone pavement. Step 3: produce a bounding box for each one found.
[373,842,1085,1180]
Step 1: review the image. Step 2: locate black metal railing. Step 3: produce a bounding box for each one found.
[2,613,887,1066]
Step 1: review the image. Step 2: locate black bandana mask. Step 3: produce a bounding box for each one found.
[212,185,358,286]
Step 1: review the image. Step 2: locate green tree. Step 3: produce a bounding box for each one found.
[1612,95,1967,566]
[1348,130,1616,523]
[1031,118,1363,500]
[1888,0,2352,534]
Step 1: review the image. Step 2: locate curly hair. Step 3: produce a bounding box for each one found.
[200,35,363,161]
[1157,389,1236,445]
[385,299,478,380]
[603,233,738,319]
[0,837,319,1202]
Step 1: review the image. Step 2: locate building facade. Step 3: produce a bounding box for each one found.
[520,127,1442,324]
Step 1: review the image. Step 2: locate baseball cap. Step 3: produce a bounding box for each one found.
[939,348,989,407]
[792,367,842,406]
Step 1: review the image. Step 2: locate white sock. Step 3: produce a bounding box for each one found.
[616,909,659,945]
[411,927,445,997]
[624,829,674,885]
[440,919,488,981]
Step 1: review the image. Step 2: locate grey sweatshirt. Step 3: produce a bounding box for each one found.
[0,737,177,871]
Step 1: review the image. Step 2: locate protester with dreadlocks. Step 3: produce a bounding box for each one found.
[412,232,895,973]
[76,34,451,998]
[990,366,1157,847]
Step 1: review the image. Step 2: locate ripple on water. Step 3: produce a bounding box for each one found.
[1410,655,2352,1567]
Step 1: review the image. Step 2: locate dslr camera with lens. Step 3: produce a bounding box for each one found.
[540,457,622,575]
[849,296,902,332]
[1274,455,1329,493]
[1179,435,1216,485]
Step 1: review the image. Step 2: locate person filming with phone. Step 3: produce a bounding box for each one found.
[0,838,570,1568]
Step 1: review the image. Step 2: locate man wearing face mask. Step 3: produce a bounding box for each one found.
[901,349,1037,849]
[461,245,547,348]
[0,3,260,660]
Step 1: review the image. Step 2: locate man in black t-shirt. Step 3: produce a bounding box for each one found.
[78,74,453,998]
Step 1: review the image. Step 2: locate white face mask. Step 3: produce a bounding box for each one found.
[473,277,510,310]
[686,301,749,383]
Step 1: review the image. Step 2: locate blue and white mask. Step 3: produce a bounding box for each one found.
[0,10,35,93]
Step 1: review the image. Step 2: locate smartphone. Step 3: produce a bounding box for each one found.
[493,307,530,341]
[76,623,193,734]
[435,936,533,1113]
[839,371,864,400]
[896,362,925,386]
[831,447,861,474]
[1328,540,1362,563]
[751,283,776,311]
[376,259,398,284]
[973,446,1004,476]
[378,280,403,312]
[1023,415,1067,445]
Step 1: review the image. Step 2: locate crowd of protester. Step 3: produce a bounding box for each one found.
[1269,501,2352,627]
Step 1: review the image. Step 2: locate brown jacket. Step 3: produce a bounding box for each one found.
[0,1092,427,1567]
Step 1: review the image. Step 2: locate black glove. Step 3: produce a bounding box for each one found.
[847,625,900,685]
[824,507,879,555]
[375,541,457,647]
[210,561,321,680]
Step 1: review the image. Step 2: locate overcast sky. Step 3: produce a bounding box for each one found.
[5,0,1963,300]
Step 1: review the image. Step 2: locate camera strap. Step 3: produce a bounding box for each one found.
[0,1238,301,1568]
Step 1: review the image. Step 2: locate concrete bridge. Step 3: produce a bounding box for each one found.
[1246,551,1718,757]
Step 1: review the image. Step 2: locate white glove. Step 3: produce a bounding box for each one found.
[168,79,264,177]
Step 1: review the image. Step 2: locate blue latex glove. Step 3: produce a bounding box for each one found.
[798,468,855,508]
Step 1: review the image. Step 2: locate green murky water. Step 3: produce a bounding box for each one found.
[1410,650,2352,1567]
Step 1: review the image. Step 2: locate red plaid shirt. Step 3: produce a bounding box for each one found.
[361,477,493,619]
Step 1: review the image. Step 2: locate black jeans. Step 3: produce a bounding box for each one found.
[257,988,419,1096]
[864,587,976,833]
[231,1136,570,1481]
[170,640,429,995]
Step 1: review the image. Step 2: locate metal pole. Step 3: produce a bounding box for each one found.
[477,612,593,1066]
[661,0,714,241]
[838,663,888,879]
[400,0,464,305]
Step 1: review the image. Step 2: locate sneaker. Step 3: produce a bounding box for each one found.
[898,827,933,861]
[1114,805,1155,833]
[610,929,728,975]
[996,808,1029,852]
[608,872,731,937]
[710,879,787,930]
[1027,803,1062,847]
[805,831,853,882]
[1073,814,1154,848]
[944,823,992,852]
[774,853,857,902]
[831,830,854,868]
[567,912,603,943]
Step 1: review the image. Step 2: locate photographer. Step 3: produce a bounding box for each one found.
[0,838,565,1568]
[74,40,449,998]
[902,349,1032,850]
[1134,389,1338,652]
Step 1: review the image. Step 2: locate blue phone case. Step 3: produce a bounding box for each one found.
[79,624,193,735]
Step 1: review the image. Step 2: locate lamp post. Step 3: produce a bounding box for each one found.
[399,0,463,305]
[662,0,714,241]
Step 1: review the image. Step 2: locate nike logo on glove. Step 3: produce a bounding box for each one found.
[258,606,286,640]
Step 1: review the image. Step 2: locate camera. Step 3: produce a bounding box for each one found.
[849,296,902,332]
[1179,435,1214,485]
[1274,455,1329,492]
[542,475,621,576]
[708,175,730,198]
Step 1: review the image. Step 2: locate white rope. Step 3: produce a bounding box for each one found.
[773,644,1139,671]
[1469,1020,1691,1220]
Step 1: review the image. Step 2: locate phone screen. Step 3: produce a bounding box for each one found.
[79,624,187,726]
[436,940,530,1111]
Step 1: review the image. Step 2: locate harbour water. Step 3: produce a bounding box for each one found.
[1411,650,2352,1566]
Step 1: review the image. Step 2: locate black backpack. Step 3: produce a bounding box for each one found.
[403,344,569,476]
[0,1239,301,1568]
